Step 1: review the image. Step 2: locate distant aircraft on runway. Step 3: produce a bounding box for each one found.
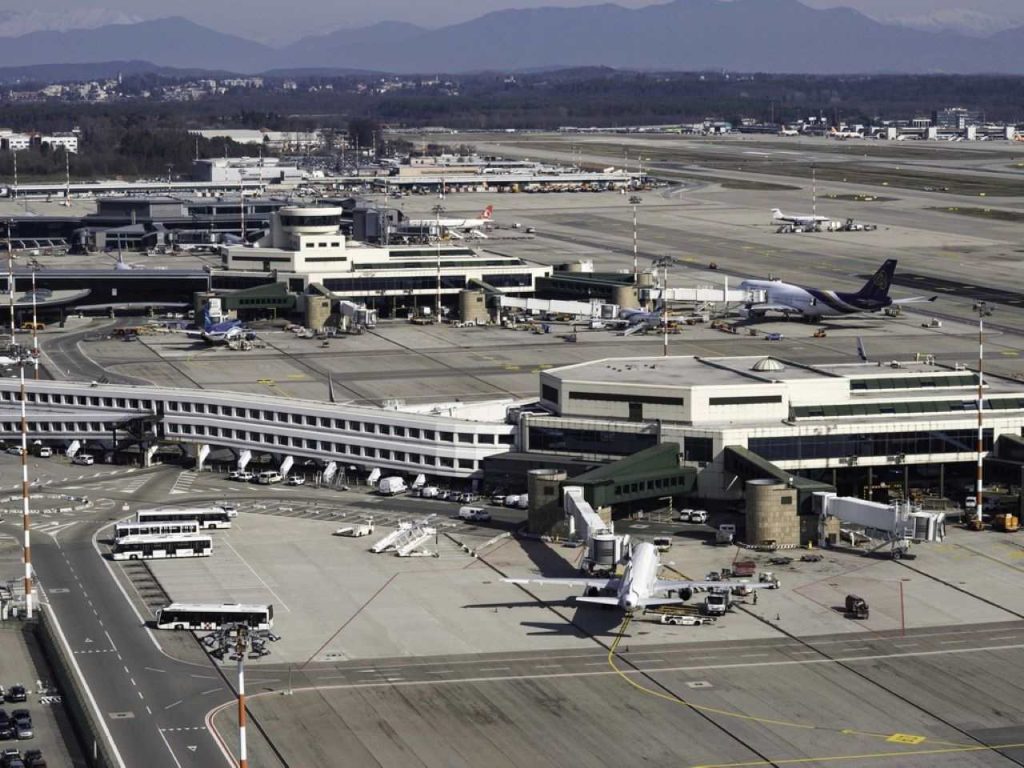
[504,541,771,613]
[771,207,831,228]
[739,259,935,320]
[405,205,494,233]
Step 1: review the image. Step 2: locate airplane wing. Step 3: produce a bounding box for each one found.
[503,577,618,590]
[654,579,775,593]
[575,596,621,606]
[892,296,937,304]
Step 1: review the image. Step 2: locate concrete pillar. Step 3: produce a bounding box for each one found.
[745,479,800,547]
[144,444,159,468]
[237,449,252,471]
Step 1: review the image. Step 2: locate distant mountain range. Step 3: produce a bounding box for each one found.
[2,0,1024,76]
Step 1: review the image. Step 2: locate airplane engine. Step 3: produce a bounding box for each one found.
[678,587,693,602]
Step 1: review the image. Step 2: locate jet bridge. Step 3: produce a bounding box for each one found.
[563,485,628,573]
[813,491,945,557]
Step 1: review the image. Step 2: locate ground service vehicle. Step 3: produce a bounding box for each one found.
[115,519,200,541]
[731,559,757,577]
[137,507,232,529]
[419,486,440,498]
[111,533,213,561]
[257,471,283,485]
[155,602,273,631]
[659,614,714,626]
[715,524,736,545]
[459,506,491,522]
[653,536,673,552]
[994,513,1020,532]
[704,591,729,616]
[334,522,374,537]
[845,594,869,619]
[679,509,708,524]
[759,572,781,588]
[377,477,408,496]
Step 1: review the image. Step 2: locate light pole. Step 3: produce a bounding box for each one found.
[653,256,672,356]
[631,197,642,286]
[432,204,444,322]
[203,622,279,768]
[971,301,993,530]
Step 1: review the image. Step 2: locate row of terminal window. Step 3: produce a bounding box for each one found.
[164,401,512,444]
[0,391,153,410]
[614,475,688,496]
[165,423,476,469]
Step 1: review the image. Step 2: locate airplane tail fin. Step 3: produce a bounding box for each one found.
[856,259,896,302]
[481,205,494,220]
[771,208,783,219]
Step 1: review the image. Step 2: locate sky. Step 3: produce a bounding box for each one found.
[0,0,1022,44]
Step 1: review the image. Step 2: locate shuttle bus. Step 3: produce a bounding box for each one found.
[111,533,213,561]
[114,519,201,542]
[137,507,233,530]
[155,602,274,631]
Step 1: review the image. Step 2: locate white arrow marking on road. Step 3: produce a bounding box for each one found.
[187,746,197,752]
[84,637,93,643]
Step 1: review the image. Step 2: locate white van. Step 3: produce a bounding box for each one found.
[72,454,95,466]
[458,506,491,522]
[257,471,283,485]
[378,476,408,496]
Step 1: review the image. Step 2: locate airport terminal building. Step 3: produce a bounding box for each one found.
[525,355,1024,499]
[219,206,551,311]
[3,354,1023,500]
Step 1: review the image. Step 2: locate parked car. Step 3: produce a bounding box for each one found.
[504,495,520,507]
[256,470,283,485]
[6,447,23,456]
[419,486,440,499]
[490,495,506,506]
[12,720,31,741]
[35,447,52,459]
[71,454,94,466]
[22,750,45,768]
[4,688,25,705]
[235,471,255,482]
[678,509,708,524]
[286,475,305,486]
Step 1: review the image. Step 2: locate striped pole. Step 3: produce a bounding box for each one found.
[237,631,247,768]
[19,343,32,618]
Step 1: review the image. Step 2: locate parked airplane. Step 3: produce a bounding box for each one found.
[504,541,770,613]
[184,303,253,345]
[778,128,800,137]
[828,127,864,140]
[405,205,494,232]
[739,259,935,320]
[771,208,831,228]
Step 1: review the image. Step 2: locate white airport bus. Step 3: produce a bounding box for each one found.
[111,533,213,561]
[155,602,274,631]
[114,519,201,541]
[137,507,233,530]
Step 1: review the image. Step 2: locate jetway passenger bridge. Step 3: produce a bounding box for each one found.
[0,379,515,481]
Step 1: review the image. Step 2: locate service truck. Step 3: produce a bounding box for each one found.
[377,477,408,496]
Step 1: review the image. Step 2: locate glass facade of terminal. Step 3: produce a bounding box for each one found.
[528,426,657,457]
[749,428,993,462]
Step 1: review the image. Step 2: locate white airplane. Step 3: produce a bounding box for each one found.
[828,127,864,140]
[778,128,799,137]
[504,541,771,613]
[405,205,494,232]
[771,208,831,227]
[739,259,935,320]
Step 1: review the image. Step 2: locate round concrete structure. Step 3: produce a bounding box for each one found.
[745,478,800,547]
